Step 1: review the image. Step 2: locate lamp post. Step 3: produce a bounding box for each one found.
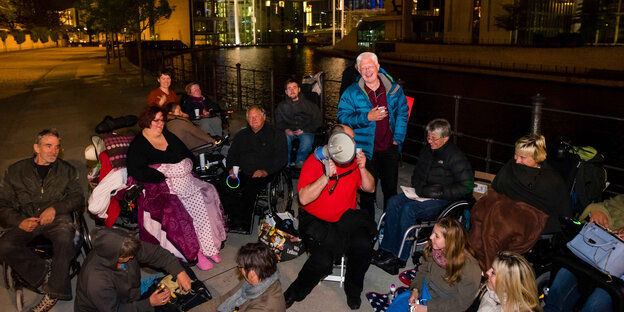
[332,0,336,46]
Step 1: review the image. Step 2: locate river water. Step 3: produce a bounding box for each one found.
[195,46,624,192]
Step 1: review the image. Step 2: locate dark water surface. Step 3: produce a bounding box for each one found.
[197,46,624,191]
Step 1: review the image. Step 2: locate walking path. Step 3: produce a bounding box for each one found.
[0,47,407,311]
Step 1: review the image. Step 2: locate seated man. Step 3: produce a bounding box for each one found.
[275,78,322,167]
[222,105,287,233]
[197,242,285,311]
[284,124,376,310]
[74,228,192,311]
[0,129,84,311]
[165,102,217,153]
[373,118,474,274]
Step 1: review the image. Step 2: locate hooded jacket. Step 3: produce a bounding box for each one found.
[275,95,322,134]
[337,68,409,159]
[74,228,185,312]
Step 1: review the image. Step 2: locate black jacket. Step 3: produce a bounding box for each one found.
[226,125,287,175]
[492,160,573,233]
[0,157,83,227]
[275,96,322,134]
[411,141,474,202]
[74,228,185,312]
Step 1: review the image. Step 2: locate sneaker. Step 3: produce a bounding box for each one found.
[28,294,58,312]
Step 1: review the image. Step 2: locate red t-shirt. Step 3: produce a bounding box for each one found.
[297,155,362,222]
[147,88,178,106]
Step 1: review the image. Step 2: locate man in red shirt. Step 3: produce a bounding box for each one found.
[283,124,376,310]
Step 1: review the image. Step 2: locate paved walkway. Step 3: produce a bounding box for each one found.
[0,47,406,311]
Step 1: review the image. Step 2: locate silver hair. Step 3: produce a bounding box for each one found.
[426,119,451,138]
[36,128,61,144]
[356,52,379,68]
[246,105,266,119]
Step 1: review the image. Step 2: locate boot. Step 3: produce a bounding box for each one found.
[196,252,213,270]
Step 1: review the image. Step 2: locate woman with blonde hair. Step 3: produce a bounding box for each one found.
[406,217,482,312]
[491,133,573,233]
[479,251,542,312]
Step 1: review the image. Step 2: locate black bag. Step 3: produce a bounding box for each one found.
[146,268,212,312]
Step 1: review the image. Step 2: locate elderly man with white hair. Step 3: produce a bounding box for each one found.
[337,52,409,219]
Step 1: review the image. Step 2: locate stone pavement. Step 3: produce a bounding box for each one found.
[0,47,407,311]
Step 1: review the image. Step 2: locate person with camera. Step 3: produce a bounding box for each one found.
[283,124,376,310]
[74,228,192,312]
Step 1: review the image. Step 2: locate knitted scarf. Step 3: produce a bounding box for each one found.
[432,249,447,268]
[217,270,279,312]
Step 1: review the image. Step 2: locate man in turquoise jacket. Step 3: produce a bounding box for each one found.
[337,52,409,218]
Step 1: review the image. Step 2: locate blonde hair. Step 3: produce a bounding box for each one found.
[515,134,547,163]
[423,217,475,286]
[491,251,542,312]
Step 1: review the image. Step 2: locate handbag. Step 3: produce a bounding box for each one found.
[566,222,624,279]
[258,212,304,262]
[146,268,212,312]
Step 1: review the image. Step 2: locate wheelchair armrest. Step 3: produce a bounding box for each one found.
[191,143,215,154]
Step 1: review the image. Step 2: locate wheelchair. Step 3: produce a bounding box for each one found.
[249,168,295,232]
[2,209,92,311]
[376,198,473,266]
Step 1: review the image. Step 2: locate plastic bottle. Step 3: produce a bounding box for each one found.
[388,284,396,304]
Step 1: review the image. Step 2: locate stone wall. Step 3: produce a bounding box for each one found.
[0,33,65,52]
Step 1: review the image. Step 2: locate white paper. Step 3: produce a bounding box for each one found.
[400,186,435,202]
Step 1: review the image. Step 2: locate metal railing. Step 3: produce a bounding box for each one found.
[159,52,624,191]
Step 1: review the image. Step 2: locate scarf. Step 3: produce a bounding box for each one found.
[217,270,279,312]
[190,95,204,103]
[432,249,447,268]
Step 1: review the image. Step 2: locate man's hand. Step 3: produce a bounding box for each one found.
[367,106,388,122]
[324,160,337,177]
[393,141,398,145]
[590,210,610,229]
[294,129,304,136]
[39,207,56,226]
[252,170,268,178]
[285,129,294,136]
[149,289,171,307]
[356,151,366,169]
[158,95,167,106]
[614,227,624,240]
[176,271,192,291]
[18,217,40,232]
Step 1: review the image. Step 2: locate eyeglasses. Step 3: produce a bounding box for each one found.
[427,135,443,142]
[152,119,165,123]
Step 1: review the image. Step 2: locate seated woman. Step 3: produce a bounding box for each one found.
[147,69,180,110]
[181,82,222,136]
[405,217,481,312]
[543,195,624,312]
[492,134,573,234]
[164,102,216,153]
[197,242,285,312]
[373,118,474,274]
[479,251,542,312]
[126,105,226,271]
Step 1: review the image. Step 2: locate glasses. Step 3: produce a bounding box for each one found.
[427,135,443,142]
[152,119,165,123]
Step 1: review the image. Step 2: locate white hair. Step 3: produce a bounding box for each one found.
[356,52,379,68]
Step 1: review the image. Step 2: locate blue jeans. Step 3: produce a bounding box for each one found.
[286,132,315,164]
[544,267,613,312]
[380,194,447,261]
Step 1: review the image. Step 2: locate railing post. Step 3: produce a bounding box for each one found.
[453,95,461,144]
[181,54,185,82]
[270,68,276,125]
[530,93,545,134]
[211,61,218,101]
[319,72,326,124]
[486,138,492,173]
[236,63,242,110]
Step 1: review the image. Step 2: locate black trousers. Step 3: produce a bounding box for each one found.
[285,210,374,302]
[0,214,75,300]
[219,172,272,227]
[359,145,400,218]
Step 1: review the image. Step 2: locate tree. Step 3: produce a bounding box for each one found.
[124,0,173,86]
[494,0,529,45]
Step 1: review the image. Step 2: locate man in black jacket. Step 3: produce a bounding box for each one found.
[0,129,84,311]
[75,228,192,312]
[223,105,288,233]
[372,119,474,274]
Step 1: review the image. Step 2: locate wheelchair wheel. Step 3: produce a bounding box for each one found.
[536,271,551,306]
[268,170,294,215]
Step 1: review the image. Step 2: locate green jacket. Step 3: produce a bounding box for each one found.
[580,194,624,230]
[0,157,83,227]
